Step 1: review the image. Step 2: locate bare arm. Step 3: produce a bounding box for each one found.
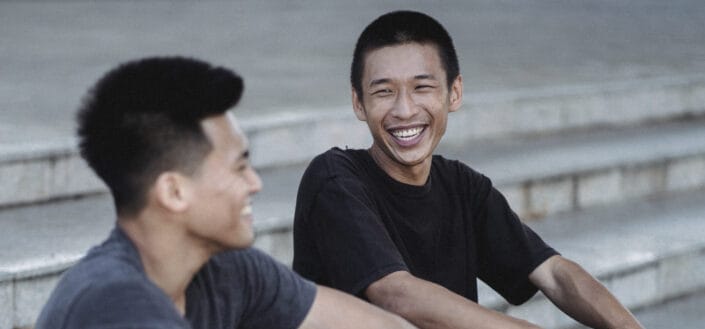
[298,285,417,329]
[529,255,643,329]
[365,271,543,329]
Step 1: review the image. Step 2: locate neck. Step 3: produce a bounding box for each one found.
[368,147,431,186]
[118,211,212,316]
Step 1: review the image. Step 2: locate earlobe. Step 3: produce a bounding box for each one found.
[351,89,368,121]
[449,75,463,112]
[153,172,190,213]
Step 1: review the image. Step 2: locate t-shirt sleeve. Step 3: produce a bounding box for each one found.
[236,249,317,329]
[475,187,559,305]
[61,280,190,329]
[298,177,408,296]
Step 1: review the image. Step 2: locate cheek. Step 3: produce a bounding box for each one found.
[207,170,237,193]
[418,93,445,107]
[365,107,389,126]
[364,98,392,114]
[226,178,249,203]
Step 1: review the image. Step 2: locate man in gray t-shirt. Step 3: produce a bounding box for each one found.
[36,57,415,329]
[38,228,316,329]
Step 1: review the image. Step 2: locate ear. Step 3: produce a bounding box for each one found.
[448,75,463,113]
[152,172,191,213]
[352,88,368,121]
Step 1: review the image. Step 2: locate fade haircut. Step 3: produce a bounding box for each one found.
[351,10,460,98]
[77,56,244,217]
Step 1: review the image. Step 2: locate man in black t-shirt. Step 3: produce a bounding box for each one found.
[36,57,414,329]
[293,11,643,329]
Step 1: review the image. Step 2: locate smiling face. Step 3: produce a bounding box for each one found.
[185,112,262,252]
[353,42,462,185]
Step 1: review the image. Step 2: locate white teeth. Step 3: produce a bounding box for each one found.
[391,127,423,140]
[241,205,252,216]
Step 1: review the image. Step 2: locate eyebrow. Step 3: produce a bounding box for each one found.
[368,78,391,88]
[368,74,438,88]
[414,74,437,81]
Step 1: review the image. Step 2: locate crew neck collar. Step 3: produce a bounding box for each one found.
[359,149,433,198]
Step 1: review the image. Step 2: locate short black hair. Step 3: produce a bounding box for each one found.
[77,56,244,216]
[351,10,460,98]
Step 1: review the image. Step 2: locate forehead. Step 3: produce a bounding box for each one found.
[362,43,444,83]
[200,112,247,157]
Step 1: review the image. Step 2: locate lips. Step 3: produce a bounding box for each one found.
[388,125,426,146]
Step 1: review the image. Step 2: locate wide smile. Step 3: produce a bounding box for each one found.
[240,204,253,223]
[388,125,427,147]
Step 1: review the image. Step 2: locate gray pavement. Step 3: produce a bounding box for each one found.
[635,290,705,329]
[2,0,705,145]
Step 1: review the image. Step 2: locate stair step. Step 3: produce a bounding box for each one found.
[3,117,703,273]
[477,190,705,328]
[3,188,704,328]
[632,289,705,329]
[251,117,705,232]
[3,117,705,328]
[441,117,705,219]
[3,74,705,209]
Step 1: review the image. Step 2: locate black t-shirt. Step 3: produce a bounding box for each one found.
[36,227,316,329]
[293,147,557,305]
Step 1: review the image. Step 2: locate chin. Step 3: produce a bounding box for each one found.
[394,150,431,165]
[236,233,256,249]
[214,233,255,252]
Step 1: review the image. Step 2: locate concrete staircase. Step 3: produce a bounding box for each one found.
[2,75,705,328]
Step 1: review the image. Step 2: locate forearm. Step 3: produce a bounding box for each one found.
[367,271,542,329]
[299,285,416,329]
[531,256,643,329]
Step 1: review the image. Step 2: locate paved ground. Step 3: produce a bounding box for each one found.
[2,0,705,144]
[634,291,705,328]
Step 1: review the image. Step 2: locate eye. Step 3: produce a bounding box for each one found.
[233,162,249,173]
[372,88,393,97]
[415,84,434,91]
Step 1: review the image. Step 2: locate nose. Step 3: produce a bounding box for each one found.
[391,88,417,119]
[247,168,263,195]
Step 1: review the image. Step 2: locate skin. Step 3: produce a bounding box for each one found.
[119,112,416,328]
[299,285,416,329]
[119,112,262,314]
[352,43,462,186]
[184,112,262,252]
[354,43,643,329]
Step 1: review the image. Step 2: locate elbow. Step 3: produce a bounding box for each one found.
[365,271,418,318]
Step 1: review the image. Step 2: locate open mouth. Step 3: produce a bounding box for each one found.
[240,204,253,222]
[388,125,426,145]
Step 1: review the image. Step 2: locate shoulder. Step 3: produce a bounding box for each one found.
[73,276,171,310]
[305,147,368,181]
[37,254,183,328]
[297,148,372,212]
[207,248,315,288]
[203,248,317,326]
[55,246,147,299]
[205,248,300,288]
[208,247,275,272]
[72,278,184,328]
[432,155,492,190]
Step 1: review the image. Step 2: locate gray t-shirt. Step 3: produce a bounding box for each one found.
[36,227,316,329]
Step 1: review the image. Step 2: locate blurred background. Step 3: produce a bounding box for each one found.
[3,0,705,142]
[1,1,705,328]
